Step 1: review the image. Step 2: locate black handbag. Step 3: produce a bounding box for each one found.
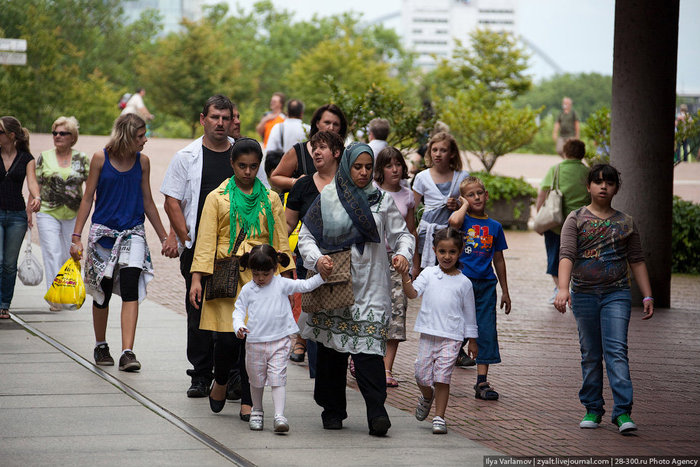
[205,228,246,301]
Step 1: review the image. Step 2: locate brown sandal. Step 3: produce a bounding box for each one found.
[474,382,499,400]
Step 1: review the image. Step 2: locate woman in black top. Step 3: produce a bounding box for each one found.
[284,131,344,369]
[0,116,41,318]
[270,104,347,192]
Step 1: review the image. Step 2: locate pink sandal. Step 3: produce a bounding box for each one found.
[385,370,398,387]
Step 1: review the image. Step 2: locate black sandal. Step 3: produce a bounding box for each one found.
[289,342,306,363]
[474,382,499,400]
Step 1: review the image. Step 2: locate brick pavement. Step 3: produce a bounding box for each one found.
[369,230,700,456]
[27,134,700,456]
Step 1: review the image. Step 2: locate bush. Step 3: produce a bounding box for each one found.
[474,171,536,223]
[474,171,537,203]
[672,196,700,274]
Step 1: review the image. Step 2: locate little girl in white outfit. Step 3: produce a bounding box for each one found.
[402,227,478,434]
[233,244,328,433]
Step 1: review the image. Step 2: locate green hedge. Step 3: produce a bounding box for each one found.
[672,196,700,274]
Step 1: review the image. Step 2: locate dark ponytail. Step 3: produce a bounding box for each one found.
[239,244,290,271]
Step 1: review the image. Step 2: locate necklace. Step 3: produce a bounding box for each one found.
[56,148,72,167]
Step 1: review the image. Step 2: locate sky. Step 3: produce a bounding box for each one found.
[226,0,700,94]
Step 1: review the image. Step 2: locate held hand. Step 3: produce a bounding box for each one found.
[392,255,409,276]
[642,299,654,320]
[189,282,202,310]
[446,197,459,211]
[236,327,249,339]
[69,240,83,262]
[553,289,570,314]
[28,197,41,212]
[467,339,478,360]
[500,292,512,315]
[162,235,179,258]
[317,255,334,280]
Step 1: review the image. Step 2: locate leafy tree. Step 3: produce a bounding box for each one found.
[582,106,611,164]
[329,82,436,151]
[441,87,540,173]
[135,9,250,137]
[425,29,531,102]
[286,33,399,113]
[427,30,539,172]
[516,114,556,155]
[515,73,612,121]
[0,0,159,133]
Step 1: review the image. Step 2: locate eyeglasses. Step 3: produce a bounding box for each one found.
[0,130,5,135]
[52,131,71,136]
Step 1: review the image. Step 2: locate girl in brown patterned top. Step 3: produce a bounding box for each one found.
[554,164,653,434]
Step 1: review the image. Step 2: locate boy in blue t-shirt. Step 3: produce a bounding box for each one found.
[448,176,511,400]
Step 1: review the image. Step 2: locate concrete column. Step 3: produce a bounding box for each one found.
[610,0,679,308]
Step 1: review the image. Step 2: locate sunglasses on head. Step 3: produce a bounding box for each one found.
[52,131,71,136]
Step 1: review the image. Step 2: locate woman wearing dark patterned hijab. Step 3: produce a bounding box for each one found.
[297,142,415,437]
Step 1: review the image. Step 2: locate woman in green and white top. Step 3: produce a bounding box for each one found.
[31,116,90,305]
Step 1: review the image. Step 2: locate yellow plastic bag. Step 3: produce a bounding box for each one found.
[44,258,86,310]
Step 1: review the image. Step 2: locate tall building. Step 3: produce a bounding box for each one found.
[401,0,517,69]
[123,0,207,35]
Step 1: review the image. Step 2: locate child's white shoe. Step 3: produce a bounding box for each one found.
[274,414,289,433]
[249,410,264,431]
[415,390,434,421]
[432,416,447,434]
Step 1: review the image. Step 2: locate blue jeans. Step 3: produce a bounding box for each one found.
[472,278,501,365]
[0,210,29,309]
[572,289,633,421]
[543,230,561,277]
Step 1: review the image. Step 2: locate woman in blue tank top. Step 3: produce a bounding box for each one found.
[70,113,169,372]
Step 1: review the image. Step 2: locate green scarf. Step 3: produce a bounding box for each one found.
[223,176,274,253]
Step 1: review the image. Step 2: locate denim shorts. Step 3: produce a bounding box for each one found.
[471,277,501,365]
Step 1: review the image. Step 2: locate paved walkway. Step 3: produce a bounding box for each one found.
[5,135,699,464]
[3,267,497,466]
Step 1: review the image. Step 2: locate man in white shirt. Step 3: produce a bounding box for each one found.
[121,88,154,121]
[161,95,262,403]
[266,99,310,153]
[368,118,390,157]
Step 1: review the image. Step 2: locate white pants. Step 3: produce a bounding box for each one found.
[36,212,75,290]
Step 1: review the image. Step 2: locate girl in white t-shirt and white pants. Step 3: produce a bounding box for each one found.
[233,244,328,433]
[401,227,478,434]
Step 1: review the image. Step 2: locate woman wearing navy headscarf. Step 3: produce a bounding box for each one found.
[298,142,414,436]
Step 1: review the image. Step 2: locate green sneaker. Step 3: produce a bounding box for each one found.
[579,412,602,429]
[614,413,638,433]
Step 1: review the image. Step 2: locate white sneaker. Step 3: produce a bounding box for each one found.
[548,287,559,305]
[415,390,434,421]
[432,416,447,434]
[274,414,289,433]
[249,410,264,431]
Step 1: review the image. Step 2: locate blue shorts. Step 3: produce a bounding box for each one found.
[544,230,561,277]
[471,278,501,365]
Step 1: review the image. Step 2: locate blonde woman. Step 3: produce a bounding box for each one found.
[70,113,168,371]
[31,117,90,307]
